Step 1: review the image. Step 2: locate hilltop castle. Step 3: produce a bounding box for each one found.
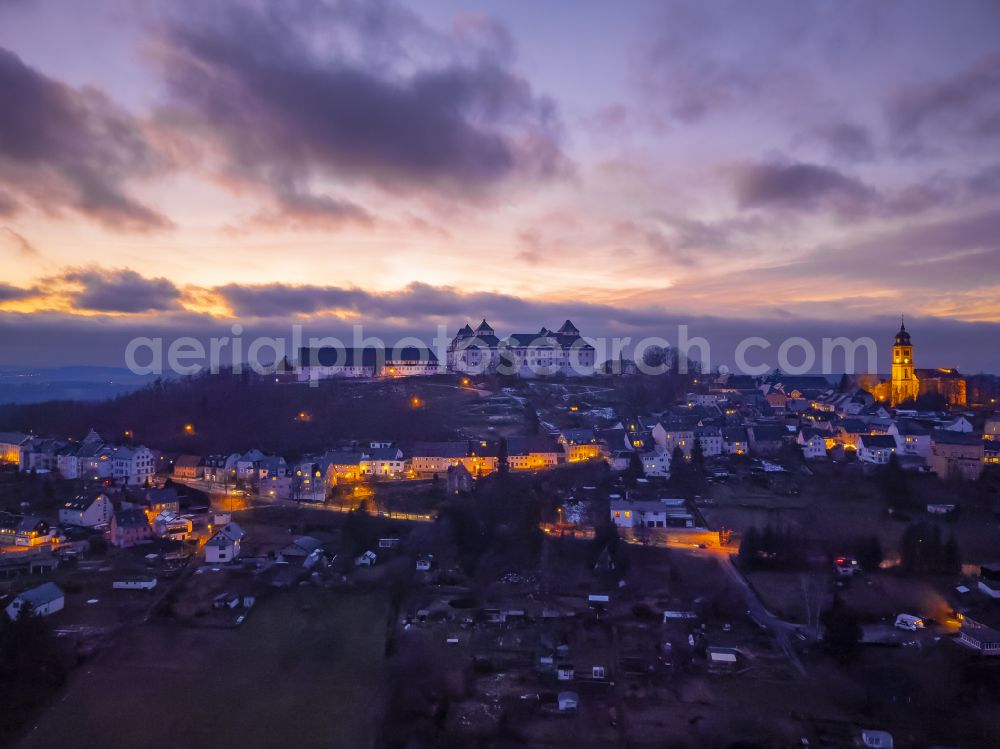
[447,319,596,376]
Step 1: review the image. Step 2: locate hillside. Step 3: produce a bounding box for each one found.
[0,372,477,457]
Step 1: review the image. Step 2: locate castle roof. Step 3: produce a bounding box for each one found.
[556,319,580,335]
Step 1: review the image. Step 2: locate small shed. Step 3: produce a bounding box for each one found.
[707,646,739,668]
[860,729,894,748]
[113,577,158,591]
[6,582,65,619]
[557,692,579,712]
[355,550,377,567]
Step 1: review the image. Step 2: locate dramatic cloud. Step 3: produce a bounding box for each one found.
[0,47,171,230]
[662,207,1000,304]
[148,0,567,210]
[731,160,876,217]
[887,52,1000,154]
[1,0,1000,368]
[62,268,182,313]
[217,281,532,321]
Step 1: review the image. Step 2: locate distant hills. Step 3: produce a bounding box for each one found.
[0,366,164,405]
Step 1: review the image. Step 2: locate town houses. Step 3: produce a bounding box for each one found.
[15,429,155,486]
[0,324,998,749]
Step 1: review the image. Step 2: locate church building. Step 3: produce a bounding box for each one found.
[868,320,966,407]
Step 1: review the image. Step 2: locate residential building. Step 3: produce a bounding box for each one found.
[929,429,985,480]
[0,515,54,548]
[152,512,192,541]
[611,498,694,529]
[55,444,81,479]
[278,536,324,566]
[18,437,67,473]
[205,522,245,564]
[748,425,787,456]
[892,420,931,458]
[722,427,749,455]
[321,450,366,484]
[59,493,113,528]
[144,487,181,519]
[984,414,1000,441]
[112,445,155,486]
[796,429,827,459]
[505,437,564,471]
[611,500,666,529]
[858,434,898,464]
[957,609,1000,656]
[203,454,239,485]
[651,420,696,456]
[641,448,671,478]
[558,429,603,463]
[172,454,203,480]
[360,447,406,477]
[288,460,328,502]
[694,426,723,457]
[0,431,29,466]
[111,508,152,548]
[235,449,266,480]
[411,441,498,477]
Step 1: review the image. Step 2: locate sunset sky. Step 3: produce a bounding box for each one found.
[2,0,1000,370]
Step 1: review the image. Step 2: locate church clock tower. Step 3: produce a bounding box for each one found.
[890,318,918,406]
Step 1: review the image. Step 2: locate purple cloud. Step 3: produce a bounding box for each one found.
[732,160,876,217]
[149,0,567,208]
[62,268,182,313]
[0,282,34,302]
[887,52,1000,155]
[816,122,877,163]
[0,47,171,230]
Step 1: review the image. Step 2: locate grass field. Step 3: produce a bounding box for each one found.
[703,465,1000,564]
[19,588,390,749]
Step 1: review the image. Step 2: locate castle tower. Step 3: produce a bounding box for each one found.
[890,318,919,406]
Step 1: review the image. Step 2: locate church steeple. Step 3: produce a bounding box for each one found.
[891,316,917,406]
[894,316,911,346]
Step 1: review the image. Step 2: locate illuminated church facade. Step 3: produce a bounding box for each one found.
[868,320,966,407]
